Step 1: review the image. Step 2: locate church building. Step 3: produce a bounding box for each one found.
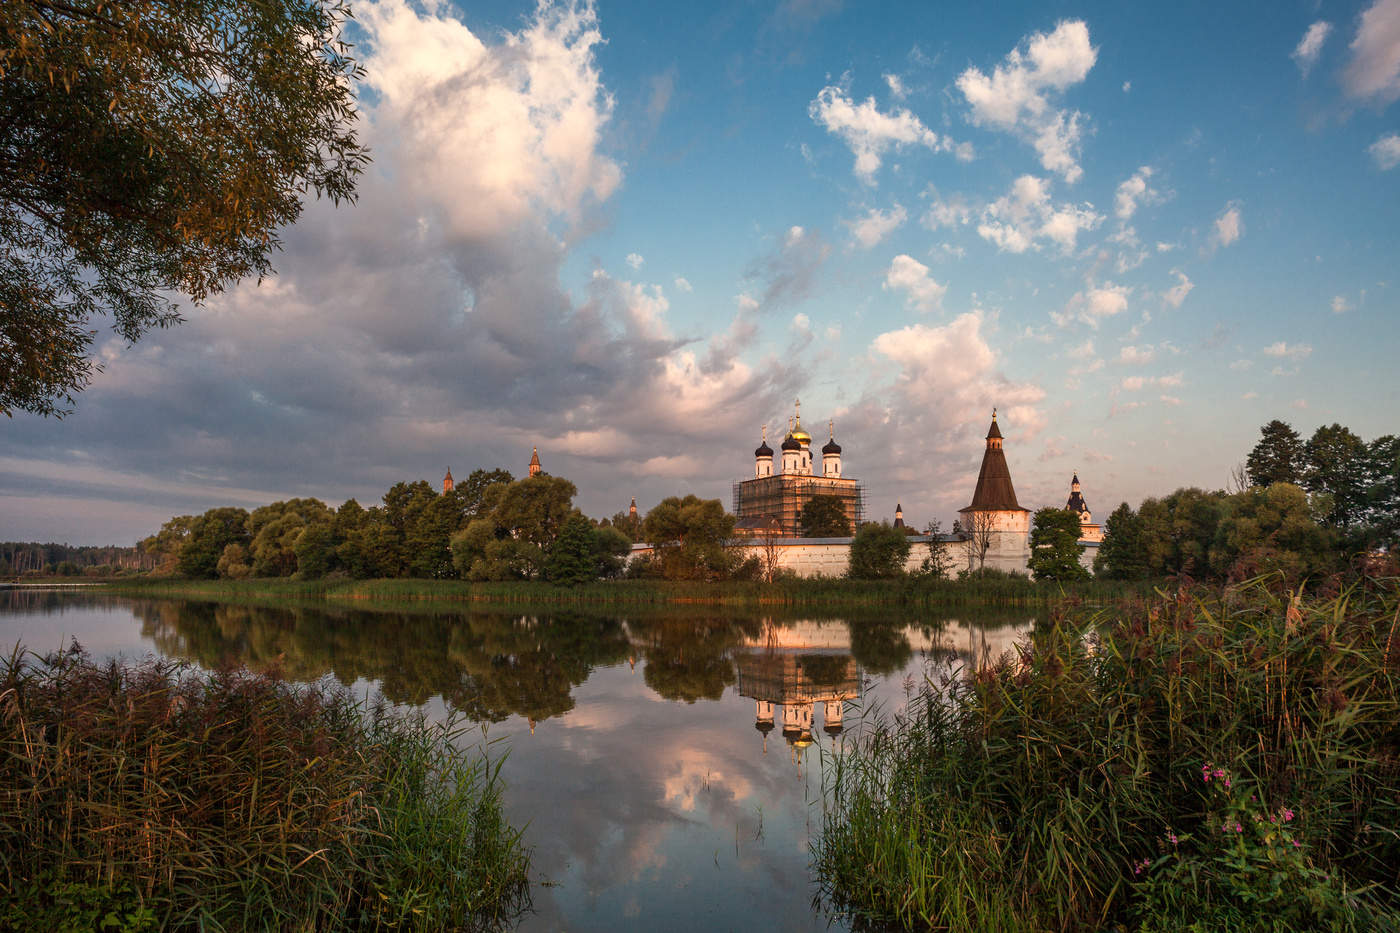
[732,401,866,537]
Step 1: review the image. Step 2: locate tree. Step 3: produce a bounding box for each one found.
[592,526,633,580]
[961,511,995,571]
[1094,503,1149,579]
[642,496,736,581]
[1027,508,1089,581]
[1,0,368,416]
[918,519,956,579]
[292,522,338,579]
[1303,424,1368,531]
[177,507,250,578]
[605,509,644,543]
[456,469,514,519]
[1363,435,1400,548]
[545,514,598,586]
[1246,420,1304,487]
[1209,482,1336,580]
[140,514,195,574]
[847,522,911,580]
[799,495,852,537]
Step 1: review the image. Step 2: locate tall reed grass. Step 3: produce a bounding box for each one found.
[0,646,530,931]
[814,576,1400,931]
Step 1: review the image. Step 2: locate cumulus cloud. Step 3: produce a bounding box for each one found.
[847,204,908,248]
[1119,345,1156,365]
[956,20,1098,182]
[1052,282,1130,328]
[1065,338,1096,359]
[883,254,947,313]
[673,276,693,292]
[809,86,971,182]
[1263,341,1313,360]
[1163,270,1194,308]
[1119,372,1183,392]
[1292,21,1333,75]
[1370,133,1400,169]
[922,189,974,230]
[3,0,809,539]
[977,174,1102,253]
[1114,166,1158,220]
[883,72,907,99]
[626,252,644,269]
[1214,204,1244,247]
[1342,0,1400,103]
[1331,295,1351,314]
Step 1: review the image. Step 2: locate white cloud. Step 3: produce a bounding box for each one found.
[626,252,644,269]
[922,189,973,230]
[1053,282,1130,328]
[791,312,811,333]
[1122,80,1132,93]
[1370,133,1400,169]
[1213,204,1243,247]
[1343,0,1400,102]
[1292,21,1333,75]
[884,73,907,99]
[1263,341,1313,360]
[1331,295,1351,314]
[1160,395,1182,406]
[1114,166,1157,220]
[956,20,1098,182]
[674,276,693,292]
[977,174,1102,253]
[1120,372,1183,392]
[1163,270,1194,308]
[883,254,947,313]
[847,204,908,248]
[1065,338,1096,359]
[809,86,970,182]
[1119,345,1156,365]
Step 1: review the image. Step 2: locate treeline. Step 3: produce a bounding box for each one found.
[1,542,155,577]
[1094,419,1398,582]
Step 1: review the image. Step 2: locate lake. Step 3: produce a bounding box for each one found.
[1,589,1033,932]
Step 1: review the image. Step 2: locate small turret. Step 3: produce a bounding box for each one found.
[893,503,905,528]
[755,425,775,478]
[1066,472,1090,522]
[780,418,801,474]
[528,447,541,477]
[629,496,638,518]
[442,467,454,494]
[821,420,843,477]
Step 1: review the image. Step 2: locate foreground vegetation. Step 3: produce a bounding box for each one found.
[0,648,530,931]
[815,576,1400,931]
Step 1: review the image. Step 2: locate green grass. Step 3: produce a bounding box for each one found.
[814,575,1400,931]
[100,574,1153,610]
[0,646,531,931]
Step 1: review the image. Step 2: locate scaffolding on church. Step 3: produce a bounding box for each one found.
[732,475,866,537]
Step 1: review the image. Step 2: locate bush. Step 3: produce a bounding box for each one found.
[0,647,531,930]
[847,522,911,580]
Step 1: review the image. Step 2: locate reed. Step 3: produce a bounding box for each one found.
[0,646,530,931]
[814,575,1400,931]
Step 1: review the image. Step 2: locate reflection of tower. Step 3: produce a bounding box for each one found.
[755,700,774,754]
[528,447,542,477]
[822,699,845,735]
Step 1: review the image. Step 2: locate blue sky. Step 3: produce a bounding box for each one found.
[3,0,1398,544]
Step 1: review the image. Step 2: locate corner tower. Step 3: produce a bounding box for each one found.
[957,409,1031,575]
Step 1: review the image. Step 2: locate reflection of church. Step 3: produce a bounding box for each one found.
[733,621,862,761]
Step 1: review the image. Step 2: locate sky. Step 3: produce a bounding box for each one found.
[4,0,1400,545]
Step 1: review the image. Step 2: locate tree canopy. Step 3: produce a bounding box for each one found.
[847,522,910,580]
[799,495,852,537]
[0,0,367,416]
[1027,508,1089,581]
[641,495,736,581]
[1246,420,1304,488]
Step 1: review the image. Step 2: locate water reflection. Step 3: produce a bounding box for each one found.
[1,592,1033,932]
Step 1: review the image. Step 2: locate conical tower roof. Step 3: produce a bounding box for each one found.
[961,410,1027,513]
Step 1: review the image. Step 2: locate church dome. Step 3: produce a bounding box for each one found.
[755,439,774,458]
[822,437,841,455]
[791,423,812,446]
[781,433,801,452]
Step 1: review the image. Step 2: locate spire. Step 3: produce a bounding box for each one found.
[629,496,638,517]
[528,446,541,477]
[442,467,454,494]
[893,503,905,528]
[1066,473,1088,515]
[962,409,1025,512]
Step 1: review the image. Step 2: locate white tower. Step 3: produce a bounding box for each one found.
[754,426,774,478]
[821,421,842,477]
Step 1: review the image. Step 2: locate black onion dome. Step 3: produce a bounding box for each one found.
[822,437,841,455]
[755,440,774,457]
[781,433,801,452]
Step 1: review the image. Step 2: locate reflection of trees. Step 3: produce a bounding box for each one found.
[796,653,851,688]
[628,618,762,703]
[846,621,913,675]
[130,600,631,725]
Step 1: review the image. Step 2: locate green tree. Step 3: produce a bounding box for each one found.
[1363,435,1400,548]
[292,523,338,579]
[605,509,644,543]
[1246,420,1304,487]
[799,494,852,537]
[593,525,633,579]
[917,519,957,579]
[455,469,514,519]
[492,475,579,549]
[1303,424,1368,532]
[847,522,911,580]
[177,507,250,578]
[216,543,253,579]
[1209,482,1336,580]
[642,496,736,581]
[0,0,368,417]
[1094,503,1150,579]
[140,515,195,574]
[247,498,334,577]
[1027,508,1090,581]
[544,514,598,586]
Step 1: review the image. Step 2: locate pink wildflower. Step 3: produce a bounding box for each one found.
[1234,822,1243,833]
[1282,808,1295,822]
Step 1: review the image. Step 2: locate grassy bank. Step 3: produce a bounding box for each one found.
[814,576,1400,931]
[0,647,530,931]
[100,574,1154,610]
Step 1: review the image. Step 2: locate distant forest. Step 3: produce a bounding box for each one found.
[1,543,155,577]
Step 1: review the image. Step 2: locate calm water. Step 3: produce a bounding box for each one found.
[1,589,1033,932]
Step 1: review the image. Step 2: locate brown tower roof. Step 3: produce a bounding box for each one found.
[960,411,1027,513]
